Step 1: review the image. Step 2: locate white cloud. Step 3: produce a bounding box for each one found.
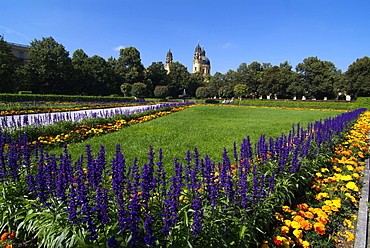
[222,42,235,48]
[114,45,125,51]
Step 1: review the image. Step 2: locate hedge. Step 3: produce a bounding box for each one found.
[0,94,135,102]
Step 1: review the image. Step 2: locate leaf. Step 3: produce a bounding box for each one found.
[239,225,247,238]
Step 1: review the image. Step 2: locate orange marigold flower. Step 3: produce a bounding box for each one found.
[273,236,289,247]
[297,203,309,211]
[314,222,326,235]
[301,220,313,231]
[280,225,290,234]
[9,232,15,238]
[282,206,291,212]
[0,232,9,241]
[322,205,331,212]
[303,211,314,219]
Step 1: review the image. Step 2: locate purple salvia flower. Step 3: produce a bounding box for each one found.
[191,193,204,238]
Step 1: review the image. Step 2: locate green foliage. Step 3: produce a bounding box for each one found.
[233,84,248,98]
[116,46,145,85]
[355,97,370,109]
[195,87,210,99]
[120,83,132,97]
[204,99,219,103]
[0,93,134,102]
[153,85,169,98]
[218,85,234,98]
[168,62,191,97]
[343,56,370,98]
[294,57,341,99]
[18,91,33,94]
[0,39,24,93]
[131,82,148,98]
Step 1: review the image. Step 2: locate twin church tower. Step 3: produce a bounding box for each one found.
[165,43,211,76]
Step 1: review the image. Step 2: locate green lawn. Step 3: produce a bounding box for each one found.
[50,105,343,172]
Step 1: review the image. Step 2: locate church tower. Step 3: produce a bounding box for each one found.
[192,43,211,76]
[165,49,173,73]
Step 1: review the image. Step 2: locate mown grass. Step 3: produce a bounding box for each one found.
[49,105,343,173]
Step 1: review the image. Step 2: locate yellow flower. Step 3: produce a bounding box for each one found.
[345,231,355,241]
[352,173,360,179]
[315,192,329,200]
[275,212,284,222]
[291,221,301,229]
[339,174,353,181]
[301,240,310,248]
[346,181,359,191]
[293,229,303,239]
[320,168,329,173]
[280,225,290,234]
[284,219,292,227]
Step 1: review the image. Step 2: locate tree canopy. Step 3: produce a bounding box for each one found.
[0,36,368,99]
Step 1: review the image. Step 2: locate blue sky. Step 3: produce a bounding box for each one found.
[1,0,369,74]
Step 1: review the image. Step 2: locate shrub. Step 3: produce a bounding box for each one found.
[195,87,210,99]
[204,99,219,103]
[154,86,169,99]
[131,82,148,98]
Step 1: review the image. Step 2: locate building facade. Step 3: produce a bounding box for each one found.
[192,43,211,76]
[165,49,173,73]
[164,43,211,75]
[1,35,30,63]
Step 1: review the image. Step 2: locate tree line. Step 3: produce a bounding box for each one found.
[1,36,369,100]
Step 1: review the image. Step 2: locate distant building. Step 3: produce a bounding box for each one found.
[192,43,211,76]
[164,43,211,75]
[165,49,173,73]
[0,35,30,63]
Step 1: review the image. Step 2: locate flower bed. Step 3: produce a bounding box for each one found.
[272,111,370,247]
[0,108,367,247]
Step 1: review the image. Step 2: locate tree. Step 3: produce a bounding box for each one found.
[186,72,205,97]
[259,62,297,99]
[218,85,234,98]
[206,72,227,97]
[154,85,169,99]
[18,37,73,94]
[72,50,117,96]
[0,39,23,93]
[120,83,132,97]
[85,55,117,95]
[233,84,248,99]
[145,62,169,88]
[115,47,145,85]
[343,56,370,98]
[71,49,89,94]
[167,62,190,97]
[294,57,339,99]
[195,87,211,99]
[131,82,148,98]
